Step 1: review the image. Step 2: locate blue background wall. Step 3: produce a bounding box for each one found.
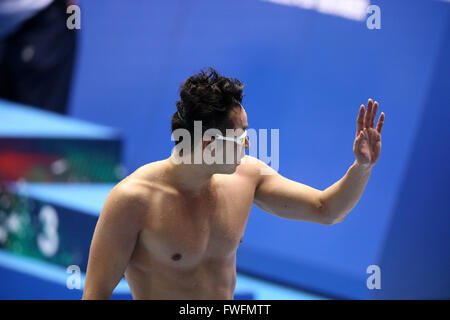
[68,0,450,299]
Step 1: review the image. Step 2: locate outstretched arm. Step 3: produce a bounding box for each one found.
[253,161,330,224]
[252,99,385,225]
[320,99,384,223]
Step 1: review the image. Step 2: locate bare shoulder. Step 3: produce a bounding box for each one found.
[235,155,278,186]
[101,162,167,217]
[114,159,179,205]
[100,180,150,225]
[110,180,150,208]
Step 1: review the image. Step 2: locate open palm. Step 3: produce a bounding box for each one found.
[353,99,385,168]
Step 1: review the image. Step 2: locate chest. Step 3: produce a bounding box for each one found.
[137,182,254,269]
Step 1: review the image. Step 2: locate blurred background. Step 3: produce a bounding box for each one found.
[0,0,449,299]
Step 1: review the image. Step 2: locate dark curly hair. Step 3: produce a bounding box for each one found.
[171,67,244,148]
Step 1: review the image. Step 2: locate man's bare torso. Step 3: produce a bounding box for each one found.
[120,157,258,299]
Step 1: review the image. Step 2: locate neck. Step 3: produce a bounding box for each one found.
[165,152,214,194]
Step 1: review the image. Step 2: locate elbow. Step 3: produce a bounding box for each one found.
[320,216,343,226]
[317,198,333,225]
[328,215,346,225]
[319,203,346,225]
[317,196,345,225]
[322,212,346,225]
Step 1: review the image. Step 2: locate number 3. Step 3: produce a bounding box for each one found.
[37,205,59,257]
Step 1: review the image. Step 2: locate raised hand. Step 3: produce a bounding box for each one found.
[353,99,385,168]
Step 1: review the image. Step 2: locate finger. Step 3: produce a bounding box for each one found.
[363,99,373,128]
[354,130,364,150]
[370,101,378,128]
[376,112,385,134]
[370,130,381,162]
[356,105,365,136]
[356,129,368,152]
[359,129,365,139]
[360,128,367,140]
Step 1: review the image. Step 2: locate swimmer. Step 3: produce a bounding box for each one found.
[82,67,385,300]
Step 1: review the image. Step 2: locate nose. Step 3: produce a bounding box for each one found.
[245,137,250,149]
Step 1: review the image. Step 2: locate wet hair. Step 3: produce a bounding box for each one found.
[171,67,244,148]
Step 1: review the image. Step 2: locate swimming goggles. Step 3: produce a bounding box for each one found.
[214,130,247,146]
